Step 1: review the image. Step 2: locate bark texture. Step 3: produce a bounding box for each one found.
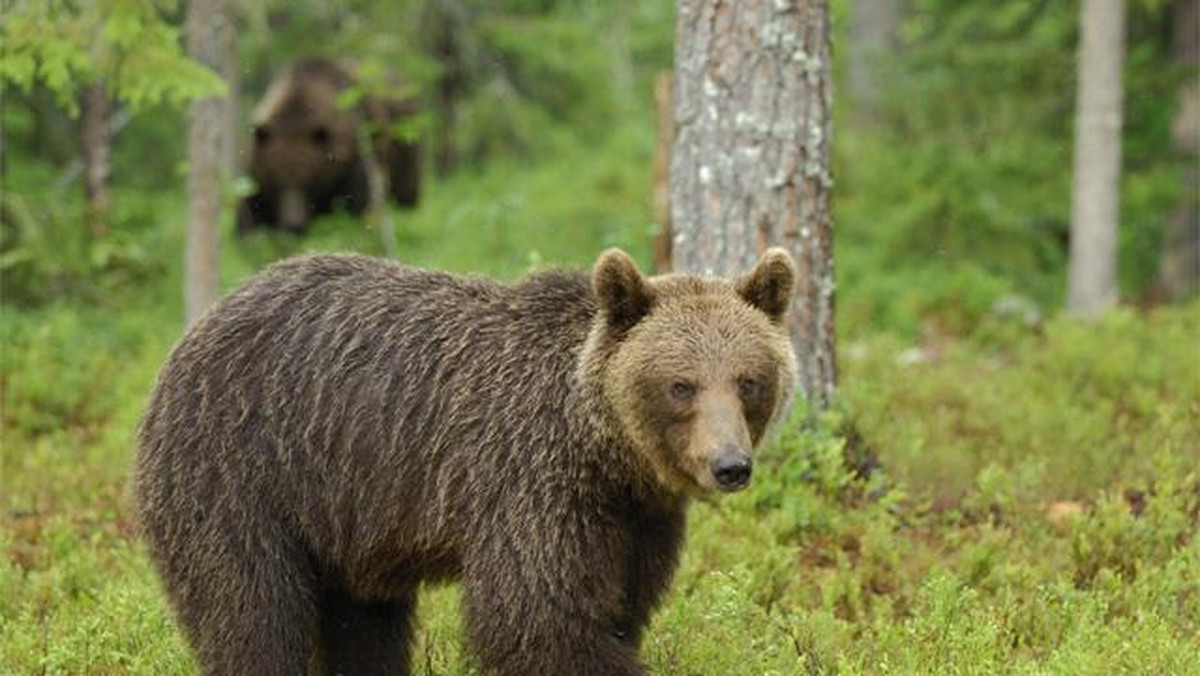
[80,82,112,238]
[426,0,467,176]
[670,0,836,408]
[1158,0,1199,300]
[653,72,674,274]
[185,0,226,326]
[1068,0,1126,317]
[219,16,240,179]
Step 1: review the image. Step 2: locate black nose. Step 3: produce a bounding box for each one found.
[710,450,752,491]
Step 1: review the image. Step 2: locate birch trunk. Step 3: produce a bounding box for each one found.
[653,72,674,274]
[185,0,226,326]
[671,0,836,408]
[80,82,112,238]
[426,0,465,176]
[219,15,240,178]
[1158,0,1199,300]
[1067,0,1126,317]
[848,0,903,129]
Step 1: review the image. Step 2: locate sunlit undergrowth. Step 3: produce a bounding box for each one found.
[4,0,1195,669]
[3,131,1198,674]
[3,278,1197,674]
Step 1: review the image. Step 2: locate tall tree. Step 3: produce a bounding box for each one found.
[848,0,904,129]
[1158,0,1199,300]
[1,1,225,113]
[1068,0,1126,317]
[79,82,112,237]
[421,0,466,176]
[219,16,240,179]
[185,0,228,325]
[1,0,224,274]
[652,71,674,274]
[670,0,836,409]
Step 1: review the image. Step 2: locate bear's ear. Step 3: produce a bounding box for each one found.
[593,248,655,334]
[736,247,795,324]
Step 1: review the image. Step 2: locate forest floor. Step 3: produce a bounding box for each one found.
[2,144,1198,673]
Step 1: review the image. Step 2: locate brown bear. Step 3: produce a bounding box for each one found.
[134,248,797,676]
[236,58,420,235]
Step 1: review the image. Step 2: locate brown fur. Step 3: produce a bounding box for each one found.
[236,58,420,235]
[134,248,797,675]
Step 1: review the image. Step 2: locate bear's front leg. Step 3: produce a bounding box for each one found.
[618,500,686,648]
[235,191,277,236]
[462,530,648,676]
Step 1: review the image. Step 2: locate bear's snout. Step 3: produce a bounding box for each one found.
[279,188,309,232]
[710,447,752,491]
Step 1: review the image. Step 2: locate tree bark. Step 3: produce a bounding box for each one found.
[671,0,836,409]
[652,72,674,274]
[185,0,226,326]
[426,0,467,176]
[358,118,397,259]
[848,0,903,129]
[609,3,636,111]
[80,82,112,238]
[219,15,240,178]
[1158,0,1199,301]
[1068,0,1126,317]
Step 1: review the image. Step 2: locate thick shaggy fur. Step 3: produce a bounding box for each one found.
[236,58,420,235]
[135,250,797,675]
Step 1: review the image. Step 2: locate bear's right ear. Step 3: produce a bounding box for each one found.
[736,247,795,324]
[593,248,655,335]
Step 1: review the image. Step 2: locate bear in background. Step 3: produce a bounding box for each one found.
[236,58,420,235]
[135,248,798,676]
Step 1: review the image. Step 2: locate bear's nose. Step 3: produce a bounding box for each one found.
[710,449,752,492]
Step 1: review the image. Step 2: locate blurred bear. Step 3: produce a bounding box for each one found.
[236,58,420,235]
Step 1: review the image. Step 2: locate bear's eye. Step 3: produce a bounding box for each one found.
[669,381,695,401]
[738,377,763,401]
[310,126,331,146]
[253,126,271,146]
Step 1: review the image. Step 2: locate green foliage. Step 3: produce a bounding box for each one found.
[3,0,1198,672]
[0,168,175,306]
[225,125,653,281]
[232,0,671,164]
[3,169,1199,674]
[836,0,1186,310]
[842,305,1200,498]
[10,261,1198,675]
[0,0,225,114]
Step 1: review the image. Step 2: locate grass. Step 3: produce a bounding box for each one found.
[2,136,1198,673]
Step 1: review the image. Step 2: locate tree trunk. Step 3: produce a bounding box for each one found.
[671,0,836,409]
[848,0,903,129]
[652,72,674,274]
[219,15,240,178]
[426,0,466,176]
[1158,0,1199,301]
[1068,0,1126,317]
[608,3,635,111]
[185,0,226,326]
[80,82,112,238]
[358,119,397,259]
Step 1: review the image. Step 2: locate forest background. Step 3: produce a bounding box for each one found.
[2,0,1198,673]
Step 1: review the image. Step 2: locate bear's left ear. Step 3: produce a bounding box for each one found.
[736,247,795,324]
[593,248,655,335]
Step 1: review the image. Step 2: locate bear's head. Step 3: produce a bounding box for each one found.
[249,60,360,230]
[581,248,798,496]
